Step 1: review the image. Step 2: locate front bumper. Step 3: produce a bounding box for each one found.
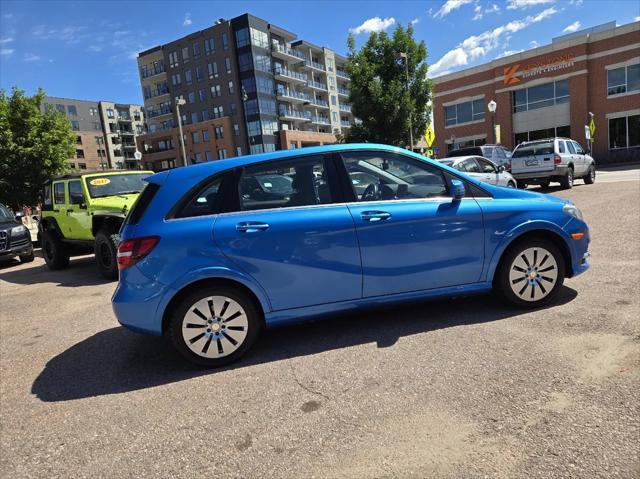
[0,241,33,258]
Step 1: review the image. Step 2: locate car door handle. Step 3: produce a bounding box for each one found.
[236,222,270,233]
[361,211,391,222]
[66,208,74,213]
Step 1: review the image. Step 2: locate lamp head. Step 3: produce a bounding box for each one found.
[488,100,497,112]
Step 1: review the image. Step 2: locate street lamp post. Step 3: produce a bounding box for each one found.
[488,100,497,144]
[398,52,413,151]
[175,97,188,167]
[588,111,594,154]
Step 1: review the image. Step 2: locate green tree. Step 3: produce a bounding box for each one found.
[346,24,432,147]
[0,87,74,209]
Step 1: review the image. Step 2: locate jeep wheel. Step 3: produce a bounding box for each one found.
[560,167,574,189]
[42,230,70,270]
[94,230,119,279]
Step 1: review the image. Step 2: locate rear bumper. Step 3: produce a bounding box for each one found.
[512,165,569,181]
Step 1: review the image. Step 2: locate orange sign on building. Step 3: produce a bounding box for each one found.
[503,54,575,85]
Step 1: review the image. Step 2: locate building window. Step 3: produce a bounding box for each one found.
[257,77,273,93]
[234,124,240,136]
[609,114,640,149]
[250,28,269,49]
[202,130,210,142]
[191,112,198,124]
[230,103,237,115]
[210,85,221,98]
[236,146,242,156]
[262,120,277,135]
[186,92,194,104]
[225,57,231,73]
[171,73,181,85]
[93,121,101,130]
[78,163,86,169]
[67,105,78,116]
[76,135,82,144]
[76,149,85,158]
[215,126,224,139]
[71,120,80,131]
[514,125,570,146]
[228,81,235,94]
[185,69,193,85]
[68,163,76,169]
[444,98,484,126]
[222,33,228,50]
[331,95,337,106]
[327,59,334,72]
[607,63,640,96]
[217,148,228,159]
[56,104,65,113]
[235,28,249,48]
[196,66,204,82]
[169,51,179,68]
[238,53,252,72]
[208,62,218,79]
[89,107,97,116]
[205,37,215,55]
[191,131,201,144]
[193,42,201,58]
[512,79,569,113]
[254,54,271,73]
[213,106,224,118]
[107,108,115,118]
[202,109,210,121]
[247,120,261,137]
[182,46,190,62]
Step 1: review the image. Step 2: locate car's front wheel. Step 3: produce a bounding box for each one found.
[42,230,70,270]
[19,251,35,263]
[496,238,565,308]
[506,181,516,188]
[168,286,262,367]
[94,230,119,279]
[516,181,528,189]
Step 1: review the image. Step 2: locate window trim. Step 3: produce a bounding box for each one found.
[53,181,66,205]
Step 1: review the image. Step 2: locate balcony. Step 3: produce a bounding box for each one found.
[336,69,349,80]
[141,66,165,79]
[122,143,137,150]
[146,106,173,119]
[307,80,327,91]
[272,43,306,63]
[276,88,311,104]
[339,103,352,113]
[310,99,329,109]
[341,120,351,128]
[119,130,135,136]
[311,116,331,125]
[279,108,311,122]
[303,60,325,72]
[274,66,308,85]
[144,87,170,100]
[337,87,349,97]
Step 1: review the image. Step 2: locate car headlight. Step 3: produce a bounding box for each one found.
[10,225,26,235]
[563,203,584,221]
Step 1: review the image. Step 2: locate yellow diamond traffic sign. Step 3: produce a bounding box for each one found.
[589,118,596,139]
[425,126,435,147]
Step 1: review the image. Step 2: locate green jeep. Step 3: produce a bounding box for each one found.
[38,170,153,279]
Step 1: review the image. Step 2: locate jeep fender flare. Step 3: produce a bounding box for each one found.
[91,213,126,237]
[39,216,63,238]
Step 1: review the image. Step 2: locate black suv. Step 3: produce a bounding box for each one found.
[446,144,512,168]
[0,203,34,263]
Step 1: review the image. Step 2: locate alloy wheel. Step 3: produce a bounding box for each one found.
[508,247,558,302]
[182,296,249,358]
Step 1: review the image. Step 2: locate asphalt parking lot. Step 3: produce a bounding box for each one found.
[1,171,639,478]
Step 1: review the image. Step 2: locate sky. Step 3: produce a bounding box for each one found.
[1,0,639,105]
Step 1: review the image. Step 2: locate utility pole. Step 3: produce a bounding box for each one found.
[175,97,187,167]
[398,52,413,151]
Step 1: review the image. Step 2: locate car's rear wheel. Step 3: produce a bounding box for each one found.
[584,165,596,184]
[19,251,34,263]
[517,181,528,189]
[496,238,565,308]
[560,167,574,189]
[94,230,119,279]
[506,181,516,188]
[168,286,262,367]
[539,180,551,189]
[41,230,70,270]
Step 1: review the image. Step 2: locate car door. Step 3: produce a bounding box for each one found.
[51,181,71,236]
[476,157,500,185]
[214,153,362,311]
[338,150,484,297]
[571,141,587,175]
[66,179,92,240]
[457,157,484,182]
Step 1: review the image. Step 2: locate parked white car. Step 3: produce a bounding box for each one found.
[438,156,517,188]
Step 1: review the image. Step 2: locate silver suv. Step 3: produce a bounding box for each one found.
[511,138,596,189]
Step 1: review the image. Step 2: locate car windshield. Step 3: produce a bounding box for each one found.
[84,173,151,198]
[0,204,13,222]
[512,142,554,157]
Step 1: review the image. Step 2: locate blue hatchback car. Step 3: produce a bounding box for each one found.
[112,144,590,366]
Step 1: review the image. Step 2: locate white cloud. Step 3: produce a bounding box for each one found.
[529,40,540,47]
[23,53,41,62]
[569,0,583,5]
[563,20,581,33]
[430,7,558,76]
[473,5,483,21]
[183,13,192,27]
[2,13,13,19]
[507,0,554,10]
[88,45,103,52]
[31,24,89,44]
[410,18,420,25]
[487,4,500,14]
[0,37,13,44]
[473,3,500,21]
[496,49,524,58]
[0,48,14,56]
[635,16,640,21]
[433,0,474,18]
[349,16,396,34]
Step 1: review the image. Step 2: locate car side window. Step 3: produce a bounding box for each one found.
[493,148,506,161]
[558,141,566,153]
[341,151,447,201]
[572,142,584,155]
[53,182,66,205]
[42,184,53,210]
[459,158,481,173]
[177,176,225,218]
[239,155,330,211]
[476,158,496,173]
[566,141,576,154]
[68,180,84,204]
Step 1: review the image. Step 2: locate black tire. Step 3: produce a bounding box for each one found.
[94,230,119,279]
[495,238,565,308]
[506,181,516,188]
[539,180,551,189]
[517,181,528,189]
[560,167,574,189]
[19,251,35,263]
[41,230,70,270]
[168,285,263,367]
[584,165,596,184]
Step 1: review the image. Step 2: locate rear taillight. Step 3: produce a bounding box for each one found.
[117,236,160,270]
[554,154,561,164]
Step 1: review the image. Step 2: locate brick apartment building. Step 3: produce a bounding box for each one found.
[41,97,145,170]
[136,13,353,171]
[432,21,639,163]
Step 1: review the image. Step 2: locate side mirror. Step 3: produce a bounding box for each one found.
[498,165,505,173]
[14,212,24,222]
[450,179,465,201]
